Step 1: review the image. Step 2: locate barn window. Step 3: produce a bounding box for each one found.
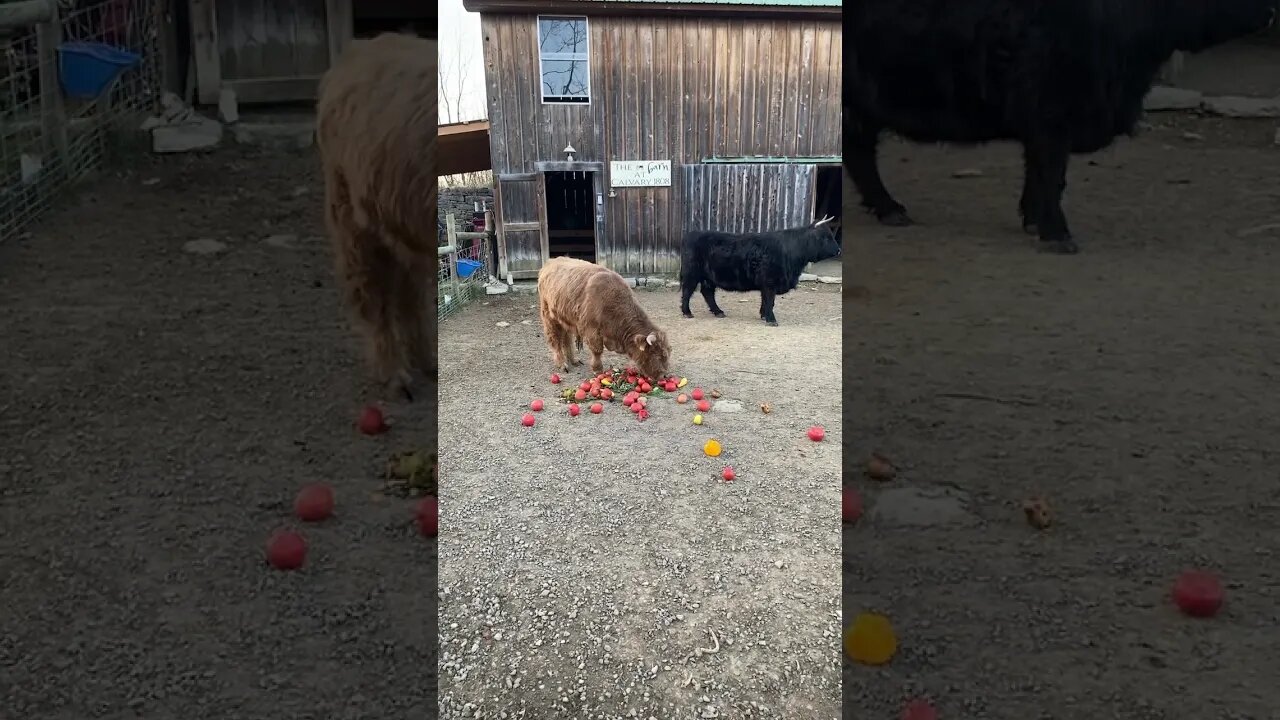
[537,16,590,104]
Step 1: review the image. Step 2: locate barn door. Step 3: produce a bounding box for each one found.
[495,173,547,280]
[681,164,816,234]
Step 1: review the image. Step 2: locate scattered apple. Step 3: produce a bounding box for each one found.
[568,403,580,416]
[294,483,335,522]
[266,530,307,570]
[521,413,535,427]
[590,402,604,414]
[722,467,736,481]
[550,373,561,384]
[691,388,704,401]
[640,382,652,393]
[676,393,688,404]
[693,414,703,425]
[631,402,643,413]
[807,426,826,442]
[574,389,588,401]
[357,405,387,435]
[416,496,438,537]
[696,400,711,412]
[901,699,938,720]
[677,377,688,388]
[579,381,592,391]
[1173,570,1224,618]
[600,388,614,400]
[530,399,545,412]
[842,488,863,523]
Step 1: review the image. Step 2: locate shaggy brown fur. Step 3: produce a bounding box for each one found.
[537,257,671,379]
[316,32,437,400]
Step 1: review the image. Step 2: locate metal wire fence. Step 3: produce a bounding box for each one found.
[1,0,160,245]
[438,212,496,322]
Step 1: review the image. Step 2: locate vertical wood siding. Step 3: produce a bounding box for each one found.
[480,14,841,275]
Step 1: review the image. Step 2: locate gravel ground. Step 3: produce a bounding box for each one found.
[438,288,842,719]
[846,114,1280,718]
[0,148,437,719]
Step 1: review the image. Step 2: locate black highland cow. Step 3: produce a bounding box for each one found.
[847,0,1278,254]
[679,216,841,326]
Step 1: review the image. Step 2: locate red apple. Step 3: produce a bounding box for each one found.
[676,394,688,404]
[416,496,438,537]
[807,426,825,442]
[357,406,387,435]
[568,403,580,416]
[630,402,643,413]
[696,400,711,412]
[590,402,603,414]
[574,389,588,401]
[1173,570,1224,618]
[600,388,614,400]
[530,399,545,412]
[691,388,704,401]
[266,530,306,570]
[637,408,649,421]
[722,467,736,481]
[901,699,938,720]
[590,388,601,398]
[521,413,535,427]
[294,483,335,522]
[579,381,592,391]
[640,382,652,393]
[550,373,561,384]
[842,488,863,523]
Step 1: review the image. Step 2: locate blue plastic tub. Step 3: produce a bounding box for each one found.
[58,42,141,100]
[456,259,483,279]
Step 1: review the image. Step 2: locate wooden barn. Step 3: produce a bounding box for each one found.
[462,0,843,280]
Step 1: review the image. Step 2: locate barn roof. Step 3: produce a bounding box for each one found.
[462,0,840,16]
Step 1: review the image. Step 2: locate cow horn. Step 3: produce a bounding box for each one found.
[813,215,834,227]
[646,332,657,346]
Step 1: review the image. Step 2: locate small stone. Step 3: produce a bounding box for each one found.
[871,486,977,527]
[1182,131,1204,142]
[716,399,743,413]
[760,403,773,414]
[183,238,228,255]
[217,88,239,124]
[1023,497,1052,529]
[799,272,818,282]
[141,177,160,186]
[816,275,841,284]
[1202,95,1280,119]
[952,168,983,178]
[262,233,297,248]
[496,321,510,328]
[866,453,896,481]
[1143,86,1202,111]
[151,116,223,153]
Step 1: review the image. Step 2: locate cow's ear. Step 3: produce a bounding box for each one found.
[634,333,648,349]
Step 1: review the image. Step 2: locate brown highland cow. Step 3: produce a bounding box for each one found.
[537,257,671,380]
[316,33,437,400]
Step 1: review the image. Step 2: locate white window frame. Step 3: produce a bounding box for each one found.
[536,15,591,105]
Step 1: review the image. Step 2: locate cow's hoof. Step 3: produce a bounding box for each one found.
[1022,221,1038,235]
[764,320,779,327]
[712,311,726,318]
[877,209,912,227]
[1039,238,1079,255]
[681,311,693,319]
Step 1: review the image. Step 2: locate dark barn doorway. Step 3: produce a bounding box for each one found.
[815,165,843,246]
[544,171,597,263]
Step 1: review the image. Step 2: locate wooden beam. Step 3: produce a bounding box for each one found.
[34,6,68,178]
[0,0,54,31]
[224,75,324,104]
[533,161,605,173]
[461,0,840,20]
[324,0,353,66]
[189,0,221,105]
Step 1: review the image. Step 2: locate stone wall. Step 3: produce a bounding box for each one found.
[439,187,494,228]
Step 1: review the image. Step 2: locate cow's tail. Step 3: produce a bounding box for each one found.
[678,232,702,290]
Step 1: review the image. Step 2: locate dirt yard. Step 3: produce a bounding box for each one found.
[846,114,1280,718]
[0,148,436,718]
[437,287,841,718]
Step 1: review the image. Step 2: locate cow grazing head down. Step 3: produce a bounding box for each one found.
[1164,0,1277,52]
[632,329,671,382]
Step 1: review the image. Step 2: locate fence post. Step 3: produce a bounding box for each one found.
[34,3,69,180]
[446,213,462,307]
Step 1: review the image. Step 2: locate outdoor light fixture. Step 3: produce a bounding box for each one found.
[564,143,576,162]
